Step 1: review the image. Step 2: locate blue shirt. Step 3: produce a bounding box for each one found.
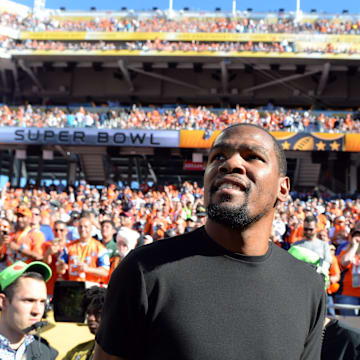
[0,334,34,360]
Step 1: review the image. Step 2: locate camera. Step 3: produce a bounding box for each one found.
[52,281,86,323]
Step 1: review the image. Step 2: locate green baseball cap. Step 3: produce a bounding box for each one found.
[288,246,321,266]
[0,261,52,291]
[288,245,329,289]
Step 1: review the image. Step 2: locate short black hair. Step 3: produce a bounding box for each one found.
[219,123,287,176]
[81,286,106,315]
[100,220,115,229]
[304,215,317,224]
[3,272,45,301]
[54,220,67,227]
[79,210,94,220]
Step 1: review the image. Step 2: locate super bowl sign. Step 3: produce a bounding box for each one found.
[0,127,179,147]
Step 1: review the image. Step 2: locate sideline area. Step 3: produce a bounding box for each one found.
[40,310,93,359]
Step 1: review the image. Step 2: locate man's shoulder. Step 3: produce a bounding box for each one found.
[331,319,360,336]
[136,227,203,252]
[105,239,118,250]
[324,319,360,356]
[273,244,324,282]
[29,228,45,239]
[89,237,106,249]
[26,335,58,360]
[292,239,307,246]
[66,239,80,248]
[63,339,94,360]
[124,227,205,268]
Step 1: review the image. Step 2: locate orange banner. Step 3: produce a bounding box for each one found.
[179,130,221,148]
[345,134,360,151]
[179,130,349,151]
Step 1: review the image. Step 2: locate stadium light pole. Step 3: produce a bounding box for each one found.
[296,0,301,20]
[232,0,236,17]
[33,0,46,11]
[169,0,174,18]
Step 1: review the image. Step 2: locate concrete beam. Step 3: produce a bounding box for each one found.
[117,60,134,92]
[18,59,44,91]
[316,62,331,96]
[242,70,320,93]
[220,60,228,94]
[127,65,204,91]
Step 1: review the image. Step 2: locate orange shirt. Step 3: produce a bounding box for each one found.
[317,214,327,231]
[327,255,341,295]
[61,238,110,284]
[42,242,68,296]
[289,226,303,244]
[338,250,360,297]
[7,227,45,265]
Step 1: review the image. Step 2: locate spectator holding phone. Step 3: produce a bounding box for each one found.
[336,224,360,315]
[43,220,69,296]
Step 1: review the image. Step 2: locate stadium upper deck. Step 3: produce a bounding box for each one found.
[0,2,359,194]
[1,104,359,133]
[2,6,360,34]
[1,4,360,108]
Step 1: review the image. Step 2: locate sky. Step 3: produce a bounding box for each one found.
[13,0,360,14]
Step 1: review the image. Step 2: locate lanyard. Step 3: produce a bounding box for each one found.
[78,239,92,263]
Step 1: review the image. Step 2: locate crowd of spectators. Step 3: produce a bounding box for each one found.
[0,180,359,311]
[2,38,295,54]
[2,10,360,35]
[3,36,359,57]
[1,104,360,133]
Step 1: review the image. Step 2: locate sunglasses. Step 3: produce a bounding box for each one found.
[304,227,315,232]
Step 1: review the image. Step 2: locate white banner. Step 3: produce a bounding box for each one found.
[0,127,180,147]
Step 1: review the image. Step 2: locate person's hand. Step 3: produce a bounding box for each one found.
[56,259,68,274]
[33,253,43,261]
[0,233,10,246]
[351,233,360,246]
[78,262,89,273]
[48,242,60,255]
[9,242,20,251]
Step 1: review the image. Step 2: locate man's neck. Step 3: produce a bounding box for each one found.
[102,236,112,245]
[205,219,272,256]
[0,323,26,350]
[79,237,91,244]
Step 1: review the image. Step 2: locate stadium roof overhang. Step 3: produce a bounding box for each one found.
[2,52,360,107]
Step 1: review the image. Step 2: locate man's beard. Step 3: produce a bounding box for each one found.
[207,192,262,231]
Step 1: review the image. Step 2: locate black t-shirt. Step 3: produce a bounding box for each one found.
[97,226,326,360]
[322,319,360,360]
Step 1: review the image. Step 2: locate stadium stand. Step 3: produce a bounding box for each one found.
[0,3,360,356]
[0,104,359,132]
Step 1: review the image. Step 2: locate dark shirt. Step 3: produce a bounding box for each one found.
[322,319,360,360]
[97,226,326,360]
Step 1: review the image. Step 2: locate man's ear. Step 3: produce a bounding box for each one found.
[277,176,290,203]
[0,293,8,311]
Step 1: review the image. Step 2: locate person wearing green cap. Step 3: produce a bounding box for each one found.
[0,261,58,359]
[289,242,360,360]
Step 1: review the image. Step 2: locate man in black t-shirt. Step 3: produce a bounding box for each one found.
[94,124,326,360]
[322,317,360,360]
